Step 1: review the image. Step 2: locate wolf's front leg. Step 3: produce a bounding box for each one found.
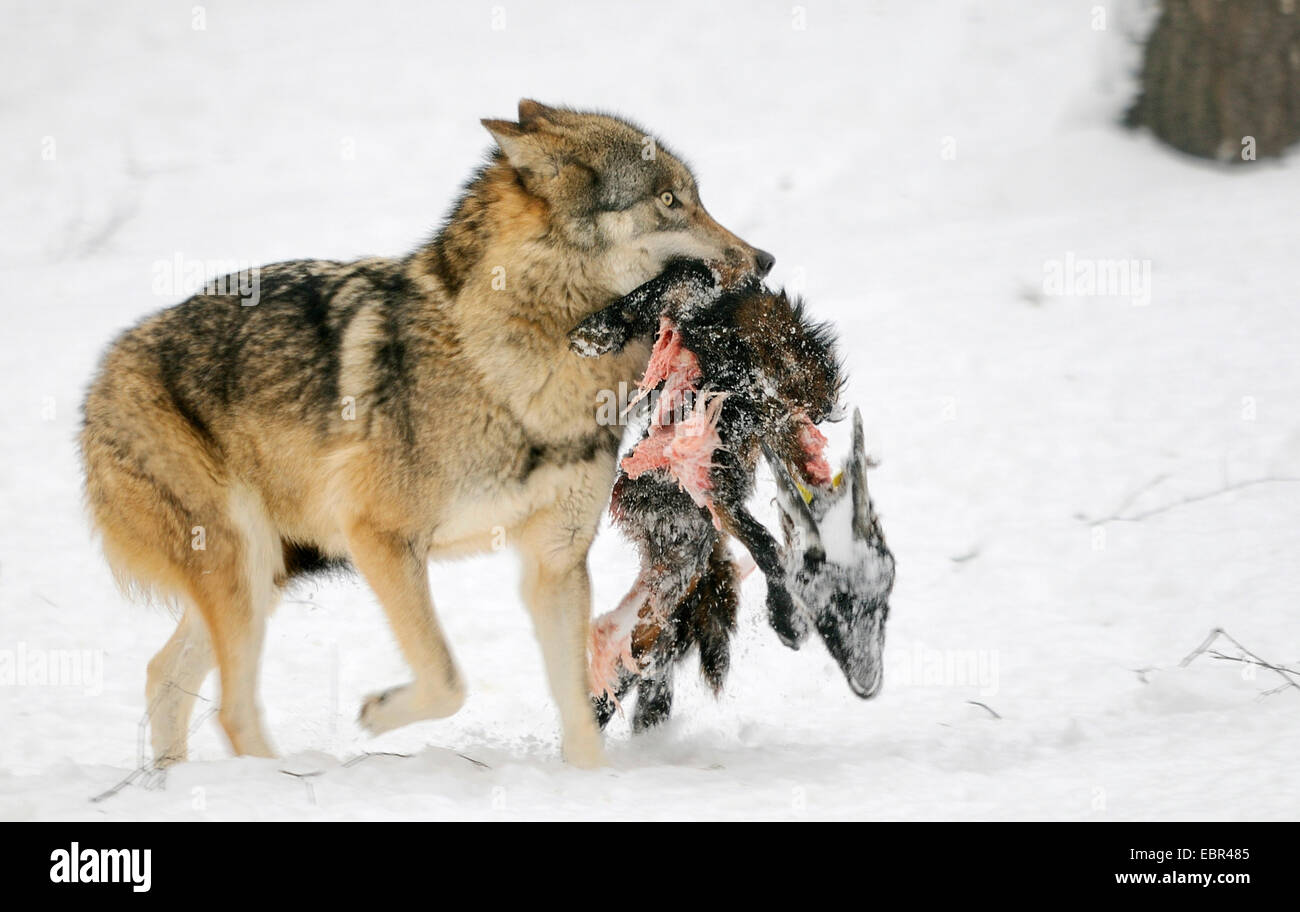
[516,505,607,768]
[345,518,467,734]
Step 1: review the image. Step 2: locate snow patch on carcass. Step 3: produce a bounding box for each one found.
[817,491,862,568]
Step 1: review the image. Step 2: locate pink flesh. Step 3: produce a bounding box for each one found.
[620,317,726,527]
[588,574,658,703]
[733,552,758,580]
[662,392,728,526]
[627,317,701,418]
[796,412,833,487]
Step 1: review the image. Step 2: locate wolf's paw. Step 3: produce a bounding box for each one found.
[151,751,186,770]
[358,680,465,735]
[561,729,607,769]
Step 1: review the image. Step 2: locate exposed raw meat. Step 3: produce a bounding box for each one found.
[588,579,648,702]
[620,317,728,527]
[796,412,833,487]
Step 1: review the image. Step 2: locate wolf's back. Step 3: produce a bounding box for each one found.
[78,256,418,599]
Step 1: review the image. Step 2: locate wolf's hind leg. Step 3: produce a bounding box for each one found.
[346,520,465,734]
[145,608,215,766]
[82,371,279,760]
[186,499,280,759]
[194,597,274,758]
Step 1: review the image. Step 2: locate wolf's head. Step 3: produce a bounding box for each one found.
[482,100,773,294]
[763,409,895,699]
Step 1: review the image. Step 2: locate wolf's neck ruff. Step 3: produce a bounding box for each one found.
[412,156,619,325]
[407,159,651,449]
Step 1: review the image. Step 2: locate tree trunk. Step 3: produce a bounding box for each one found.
[1125,0,1300,162]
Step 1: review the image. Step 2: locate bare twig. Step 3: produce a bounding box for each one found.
[1080,473,1170,524]
[280,769,323,805]
[1208,650,1300,677]
[1180,627,1300,697]
[90,767,152,803]
[1087,476,1300,525]
[342,750,413,768]
[91,682,214,803]
[342,748,490,770]
[967,700,1002,720]
[1180,628,1221,667]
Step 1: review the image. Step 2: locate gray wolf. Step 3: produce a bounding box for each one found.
[79,100,772,768]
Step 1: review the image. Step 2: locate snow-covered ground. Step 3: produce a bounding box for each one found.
[2,0,1298,820]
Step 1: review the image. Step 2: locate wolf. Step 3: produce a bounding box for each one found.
[79,100,773,768]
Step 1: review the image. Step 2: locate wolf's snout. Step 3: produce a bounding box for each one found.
[753,249,775,277]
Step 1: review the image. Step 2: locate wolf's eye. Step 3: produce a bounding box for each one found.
[658,190,677,208]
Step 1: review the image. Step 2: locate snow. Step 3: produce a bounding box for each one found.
[814,487,861,569]
[2,0,1298,820]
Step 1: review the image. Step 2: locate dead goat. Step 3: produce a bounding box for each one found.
[569,259,848,729]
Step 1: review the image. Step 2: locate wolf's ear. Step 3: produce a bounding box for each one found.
[481,118,564,180]
[517,99,562,128]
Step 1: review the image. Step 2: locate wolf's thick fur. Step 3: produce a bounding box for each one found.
[79,100,771,768]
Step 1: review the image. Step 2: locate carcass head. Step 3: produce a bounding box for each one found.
[763,408,895,698]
